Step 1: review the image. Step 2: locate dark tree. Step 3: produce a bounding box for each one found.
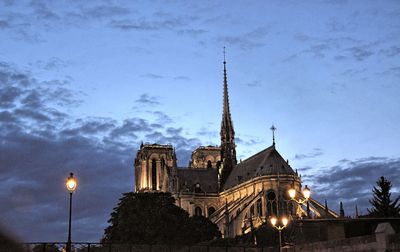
[368,176,400,217]
[32,244,60,252]
[102,192,221,245]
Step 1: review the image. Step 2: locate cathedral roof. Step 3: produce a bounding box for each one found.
[222,145,295,190]
[177,168,219,193]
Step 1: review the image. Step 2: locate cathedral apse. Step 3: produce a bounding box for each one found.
[134,58,338,238]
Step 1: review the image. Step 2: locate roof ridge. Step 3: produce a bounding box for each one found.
[238,145,274,165]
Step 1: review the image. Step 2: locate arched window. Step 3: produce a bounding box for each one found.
[195,206,202,216]
[207,160,212,169]
[208,207,216,216]
[250,204,255,217]
[152,159,157,190]
[256,198,262,216]
[266,191,277,216]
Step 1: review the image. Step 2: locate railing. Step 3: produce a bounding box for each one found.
[1,243,278,252]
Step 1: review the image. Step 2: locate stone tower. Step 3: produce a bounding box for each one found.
[219,58,237,189]
[134,143,177,192]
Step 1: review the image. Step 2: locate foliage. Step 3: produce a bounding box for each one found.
[368,176,400,217]
[32,244,60,252]
[102,192,221,245]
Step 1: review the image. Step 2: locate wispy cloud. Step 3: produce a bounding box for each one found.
[140,73,164,79]
[294,148,324,160]
[217,26,270,51]
[308,157,400,215]
[135,93,161,106]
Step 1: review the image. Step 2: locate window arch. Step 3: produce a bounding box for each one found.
[256,198,262,216]
[195,206,202,216]
[151,159,157,190]
[266,191,277,216]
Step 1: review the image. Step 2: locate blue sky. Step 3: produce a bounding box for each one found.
[0,0,399,242]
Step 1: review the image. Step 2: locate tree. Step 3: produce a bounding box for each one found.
[102,192,221,245]
[32,244,60,252]
[368,176,400,217]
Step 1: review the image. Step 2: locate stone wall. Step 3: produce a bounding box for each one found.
[291,222,400,252]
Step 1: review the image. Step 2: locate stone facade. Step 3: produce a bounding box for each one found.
[134,60,338,238]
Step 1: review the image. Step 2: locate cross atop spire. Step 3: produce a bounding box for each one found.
[270,124,276,146]
[223,46,226,63]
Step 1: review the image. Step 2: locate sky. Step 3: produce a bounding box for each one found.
[0,0,399,243]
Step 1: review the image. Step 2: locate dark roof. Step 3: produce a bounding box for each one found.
[177,168,219,193]
[223,145,295,190]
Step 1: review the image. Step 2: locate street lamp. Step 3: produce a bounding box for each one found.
[288,185,311,218]
[270,216,289,252]
[66,173,77,252]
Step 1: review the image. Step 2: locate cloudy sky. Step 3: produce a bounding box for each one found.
[0,0,399,243]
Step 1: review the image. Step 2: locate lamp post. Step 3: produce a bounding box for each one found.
[288,185,311,218]
[66,173,77,252]
[270,216,289,252]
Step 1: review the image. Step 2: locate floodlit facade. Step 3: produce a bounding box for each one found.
[134,59,338,238]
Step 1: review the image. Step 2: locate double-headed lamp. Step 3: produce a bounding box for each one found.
[303,185,311,199]
[270,216,277,226]
[66,173,77,193]
[288,188,296,199]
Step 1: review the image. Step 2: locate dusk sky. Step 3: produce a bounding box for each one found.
[1,0,399,243]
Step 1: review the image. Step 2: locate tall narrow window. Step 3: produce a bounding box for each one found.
[267,191,277,216]
[256,198,262,216]
[250,204,255,217]
[152,159,157,190]
[195,207,202,216]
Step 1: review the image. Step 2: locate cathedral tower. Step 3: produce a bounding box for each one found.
[134,143,177,192]
[219,55,237,189]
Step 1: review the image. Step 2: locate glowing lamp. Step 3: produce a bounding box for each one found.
[303,185,311,200]
[288,188,296,199]
[66,173,77,193]
[282,217,288,226]
[270,216,277,226]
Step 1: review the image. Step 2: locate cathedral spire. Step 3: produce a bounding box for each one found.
[220,47,237,190]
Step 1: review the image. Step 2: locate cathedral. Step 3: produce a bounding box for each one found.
[134,59,338,238]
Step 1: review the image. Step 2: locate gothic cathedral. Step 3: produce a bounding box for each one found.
[134,59,338,238]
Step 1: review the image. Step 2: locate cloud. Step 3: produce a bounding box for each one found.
[308,157,400,216]
[81,5,130,19]
[135,93,161,106]
[29,1,60,21]
[245,80,261,88]
[0,20,10,28]
[0,86,22,108]
[376,67,400,78]
[346,44,374,61]
[197,128,218,138]
[236,137,262,146]
[140,73,164,79]
[177,28,207,37]
[31,57,69,71]
[0,62,210,242]
[380,46,400,57]
[110,15,187,31]
[173,75,191,81]
[217,26,270,50]
[152,111,173,124]
[294,148,324,160]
